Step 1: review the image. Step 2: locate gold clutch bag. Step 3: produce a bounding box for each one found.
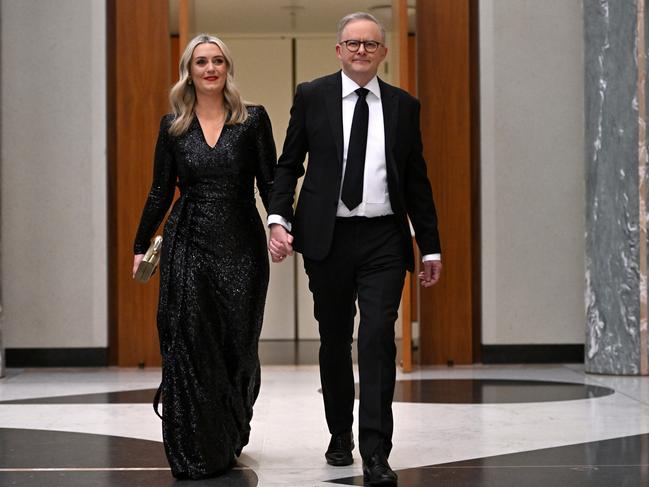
[134,236,163,283]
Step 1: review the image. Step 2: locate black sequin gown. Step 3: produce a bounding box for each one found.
[133,105,276,479]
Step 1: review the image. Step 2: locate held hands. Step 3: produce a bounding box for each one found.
[418,260,442,288]
[268,224,294,263]
[133,254,145,278]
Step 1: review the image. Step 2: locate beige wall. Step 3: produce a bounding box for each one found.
[1,0,107,347]
[222,36,296,339]
[480,0,585,344]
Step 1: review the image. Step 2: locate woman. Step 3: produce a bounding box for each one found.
[132,34,276,479]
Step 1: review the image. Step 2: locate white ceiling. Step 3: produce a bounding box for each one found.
[169,0,415,36]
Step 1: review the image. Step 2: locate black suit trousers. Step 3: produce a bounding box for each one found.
[303,215,406,459]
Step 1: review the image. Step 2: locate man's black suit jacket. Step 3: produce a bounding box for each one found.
[269,71,441,272]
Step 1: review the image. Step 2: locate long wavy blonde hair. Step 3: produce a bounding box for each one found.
[169,34,248,136]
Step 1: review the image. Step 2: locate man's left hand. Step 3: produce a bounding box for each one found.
[418,260,442,288]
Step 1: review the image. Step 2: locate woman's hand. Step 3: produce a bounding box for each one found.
[133,254,145,278]
[268,224,293,263]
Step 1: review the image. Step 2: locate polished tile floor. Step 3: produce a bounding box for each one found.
[1,363,649,486]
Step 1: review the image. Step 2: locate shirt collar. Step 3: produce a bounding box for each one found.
[341,71,381,100]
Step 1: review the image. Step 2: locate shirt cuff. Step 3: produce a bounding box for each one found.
[268,214,292,232]
[422,253,441,262]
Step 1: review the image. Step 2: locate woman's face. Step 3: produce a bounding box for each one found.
[190,42,227,97]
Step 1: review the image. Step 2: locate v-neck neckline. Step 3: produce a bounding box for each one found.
[195,115,226,150]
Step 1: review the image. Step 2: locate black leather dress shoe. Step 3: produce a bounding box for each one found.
[325,431,354,466]
[362,452,398,485]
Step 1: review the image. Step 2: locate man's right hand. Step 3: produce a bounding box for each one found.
[268,223,294,263]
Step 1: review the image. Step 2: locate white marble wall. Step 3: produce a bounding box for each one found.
[0,0,107,348]
[480,0,586,345]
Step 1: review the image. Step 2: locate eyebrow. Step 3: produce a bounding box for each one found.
[194,55,225,60]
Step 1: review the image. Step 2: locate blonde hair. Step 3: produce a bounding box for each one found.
[169,34,248,136]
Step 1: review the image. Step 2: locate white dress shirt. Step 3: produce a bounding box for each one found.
[269,71,440,262]
[337,73,392,217]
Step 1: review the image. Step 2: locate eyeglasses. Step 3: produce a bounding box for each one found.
[340,40,382,53]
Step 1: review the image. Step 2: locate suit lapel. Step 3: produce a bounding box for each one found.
[323,74,398,179]
[324,72,344,174]
[380,79,399,181]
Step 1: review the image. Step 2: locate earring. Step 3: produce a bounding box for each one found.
[188,78,192,85]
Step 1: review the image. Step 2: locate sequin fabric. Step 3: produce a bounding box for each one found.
[133,105,276,479]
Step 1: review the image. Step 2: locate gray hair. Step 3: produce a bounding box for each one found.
[336,12,386,43]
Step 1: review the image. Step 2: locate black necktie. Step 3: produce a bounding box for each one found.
[341,87,369,210]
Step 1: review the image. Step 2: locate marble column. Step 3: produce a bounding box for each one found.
[585,0,649,375]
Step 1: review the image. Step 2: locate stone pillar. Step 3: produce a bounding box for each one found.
[585,0,649,375]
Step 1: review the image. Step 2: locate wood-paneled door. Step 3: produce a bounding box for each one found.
[417,0,481,365]
[107,0,171,366]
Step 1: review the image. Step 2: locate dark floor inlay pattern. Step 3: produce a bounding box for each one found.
[0,388,158,404]
[329,433,649,486]
[5,379,613,406]
[0,428,257,486]
[0,428,167,468]
[351,379,614,404]
[0,470,258,487]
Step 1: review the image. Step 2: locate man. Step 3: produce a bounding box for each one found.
[268,12,442,486]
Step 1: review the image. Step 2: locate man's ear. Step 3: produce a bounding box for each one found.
[335,44,343,60]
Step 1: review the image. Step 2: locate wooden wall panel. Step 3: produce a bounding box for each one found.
[417,0,479,364]
[178,0,193,50]
[408,34,416,96]
[170,35,180,84]
[394,0,413,372]
[108,0,171,366]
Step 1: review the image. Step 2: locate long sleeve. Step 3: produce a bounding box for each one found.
[133,115,177,254]
[253,106,277,212]
[404,100,442,256]
[268,84,308,222]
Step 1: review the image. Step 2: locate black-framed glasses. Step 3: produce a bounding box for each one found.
[340,40,382,53]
